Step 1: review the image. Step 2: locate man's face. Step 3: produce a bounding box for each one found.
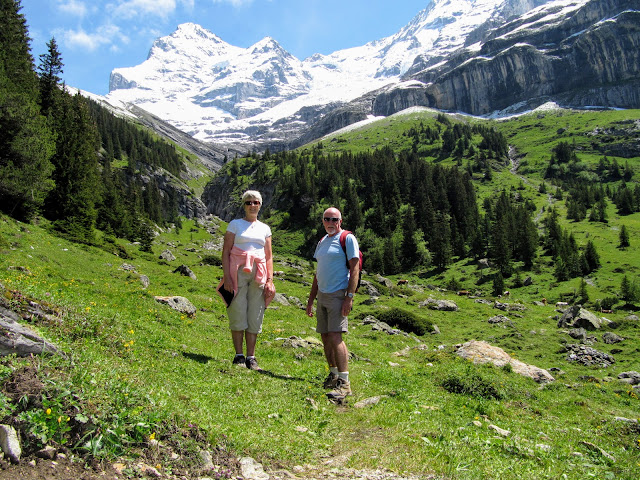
[323,209,341,235]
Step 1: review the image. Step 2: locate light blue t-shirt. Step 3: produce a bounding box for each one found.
[314,231,359,294]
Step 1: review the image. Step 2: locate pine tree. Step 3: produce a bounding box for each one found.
[492,272,505,297]
[431,212,452,270]
[578,278,589,304]
[400,205,419,270]
[37,37,63,115]
[0,0,38,96]
[583,240,600,274]
[619,225,630,249]
[46,92,100,243]
[0,0,56,219]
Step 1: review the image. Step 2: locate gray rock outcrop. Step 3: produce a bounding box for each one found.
[456,340,554,384]
[564,344,615,367]
[558,306,608,330]
[154,296,197,317]
[0,425,21,463]
[173,264,197,280]
[0,307,63,357]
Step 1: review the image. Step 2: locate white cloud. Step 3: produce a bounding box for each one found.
[61,24,126,52]
[58,0,88,17]
[110,0,178,20]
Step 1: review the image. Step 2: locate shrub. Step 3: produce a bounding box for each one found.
[201,254,222,266]
[441,368,505,400]
[376,307,433,336]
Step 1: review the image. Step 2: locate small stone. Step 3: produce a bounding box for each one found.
[489,424,510,437]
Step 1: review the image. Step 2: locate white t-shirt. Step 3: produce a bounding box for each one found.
[227,219,272,257]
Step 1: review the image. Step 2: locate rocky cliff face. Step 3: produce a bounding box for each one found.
[291,0,639,148]
[393,0,640,116]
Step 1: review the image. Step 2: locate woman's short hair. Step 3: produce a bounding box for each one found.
[242,190,262,204]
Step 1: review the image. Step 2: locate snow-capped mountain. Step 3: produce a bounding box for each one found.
[106,0,539,148]
[105,0,639,152]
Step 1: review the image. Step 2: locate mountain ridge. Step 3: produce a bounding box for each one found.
[101,0,639,153]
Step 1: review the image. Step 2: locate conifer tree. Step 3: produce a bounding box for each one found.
[583,240,600,274]
[431,212,452,270]
[619,224,630,248]
[400,205,419,270]
[492,272,505,297]
[0,0,56,219]
[37,37,63,115]
[46,92,100,243]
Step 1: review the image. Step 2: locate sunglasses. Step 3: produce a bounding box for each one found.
[244,201,261,206]
[324,217,340,222]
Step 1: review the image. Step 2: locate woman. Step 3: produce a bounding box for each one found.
[220,190,275,370]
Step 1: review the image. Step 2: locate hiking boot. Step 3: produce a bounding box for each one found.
[232,355,246,367]
[327,378,352,401]
[323,372,339,389]
[245,357,262,371]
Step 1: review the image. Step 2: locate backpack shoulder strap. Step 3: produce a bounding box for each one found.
[339,230,351,255]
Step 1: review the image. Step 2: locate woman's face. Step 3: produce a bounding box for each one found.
[243,197,261,215]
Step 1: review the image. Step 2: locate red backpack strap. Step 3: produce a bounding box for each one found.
[339,230,351,254]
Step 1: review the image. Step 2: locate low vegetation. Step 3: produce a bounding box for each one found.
[1,200,639,478]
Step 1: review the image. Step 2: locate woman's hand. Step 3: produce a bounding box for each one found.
[223,275,234,293]
[264,279,276,298]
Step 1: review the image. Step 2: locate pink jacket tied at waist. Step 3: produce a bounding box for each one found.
[219,245,275,307]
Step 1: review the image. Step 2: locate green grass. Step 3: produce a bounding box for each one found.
[2,106,640,479]
[1,210,639,479]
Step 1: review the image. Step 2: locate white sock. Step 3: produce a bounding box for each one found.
[338,372,349,382]
[330,366,338,375]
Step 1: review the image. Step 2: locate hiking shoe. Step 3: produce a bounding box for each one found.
[232,355,246,367]
[327,378,352,401]
[323,372,339,389]
[245,357,262,371]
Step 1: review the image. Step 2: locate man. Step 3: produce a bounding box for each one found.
[306,207,360,402]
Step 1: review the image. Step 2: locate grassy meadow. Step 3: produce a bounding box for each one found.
[1,106,640,479]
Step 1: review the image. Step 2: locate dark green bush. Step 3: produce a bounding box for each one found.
[376,307,433,336]
[441,369,505,400]
[201,255,222,266]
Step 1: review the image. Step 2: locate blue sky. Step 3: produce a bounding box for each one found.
[22,0,430,96]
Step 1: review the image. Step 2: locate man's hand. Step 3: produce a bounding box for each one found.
[341,297,353,317]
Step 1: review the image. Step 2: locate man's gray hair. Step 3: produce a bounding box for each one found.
[242,190,262,203]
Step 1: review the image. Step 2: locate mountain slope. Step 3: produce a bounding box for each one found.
[296,0,639,148]
[106,0,539,149]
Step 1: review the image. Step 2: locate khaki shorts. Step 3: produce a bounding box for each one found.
[316,290,348,334]
[227,265,265,334]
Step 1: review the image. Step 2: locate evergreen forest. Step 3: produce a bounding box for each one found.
[1,0,185,246]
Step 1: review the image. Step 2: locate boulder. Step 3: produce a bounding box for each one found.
[602,332,624,344]
[173,264,197,280]
[456,340,554,384]
[0,424,21,463]
[618,371,640,385]
[362,316,408,336]
[0,307,64,357]
[154,296,196,317]
[159,250,176,262]
[272,293,290,306]
[359,280,380,297]
[558,306,607,330]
